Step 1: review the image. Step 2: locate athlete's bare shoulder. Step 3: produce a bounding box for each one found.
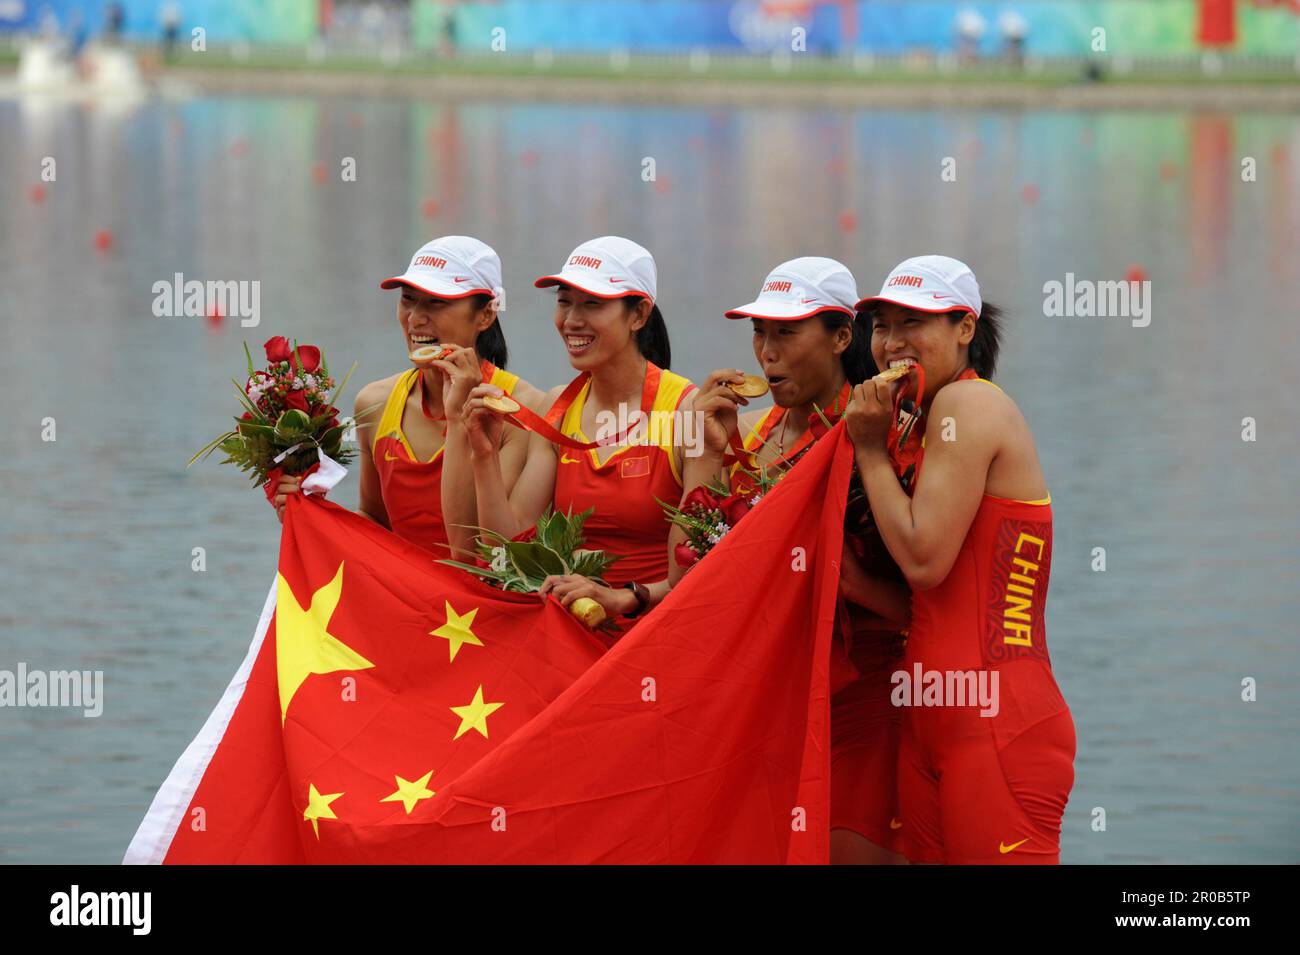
[355,372,403,411]
[933,375,1017,419]
[507,376,553,415]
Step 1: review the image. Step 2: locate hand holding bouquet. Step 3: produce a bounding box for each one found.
[440,508,622,633]
[662,461,786,571]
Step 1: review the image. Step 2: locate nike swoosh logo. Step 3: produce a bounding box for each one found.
[932,293,948,300]
[999,838,1029,854]
[889,818,903,830]
[608,277,624,284]
[801,298,818,305]
[453,277,468,283]
[560,453,580,464]
[384,451,403,462]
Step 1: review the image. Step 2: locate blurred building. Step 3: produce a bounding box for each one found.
[0,1,1297,57]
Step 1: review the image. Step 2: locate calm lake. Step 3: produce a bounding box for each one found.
[1,90,1297,863]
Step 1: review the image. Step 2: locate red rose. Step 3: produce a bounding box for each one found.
[674,542,699,569]
[719,493,752,526]
[290,345,322,373]
[284,389,310,412]
[264,336,292,364]
[309,403,339,422]
[681,486,720,514]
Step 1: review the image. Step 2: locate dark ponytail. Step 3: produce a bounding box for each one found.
[949,302,1002,380]
[629,298,671,369]
[470,293,509,369]
[820,310,875,384]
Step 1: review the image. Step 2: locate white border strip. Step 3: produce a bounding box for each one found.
[122,578,278,865]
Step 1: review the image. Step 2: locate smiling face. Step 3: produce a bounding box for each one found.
[750,315,851,408]
[552,284,650,370]
[397,286,493,355]
[867,302,975,395]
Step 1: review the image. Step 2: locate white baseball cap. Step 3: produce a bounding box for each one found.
[724,256,859,321]
[534,236,656,302]
[381,236,505,309]
[856,255,982,319]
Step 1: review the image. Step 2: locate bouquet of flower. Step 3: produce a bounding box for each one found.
[440,508,622,632]
[662,459,788,571]
[189,336,358,489]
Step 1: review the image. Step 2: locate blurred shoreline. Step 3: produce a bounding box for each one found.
[2,46,1298,110]
[162,67,1300,111]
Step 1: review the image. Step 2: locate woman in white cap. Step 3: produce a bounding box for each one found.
[845,255,1075,864]
[450,236,697,626]
[270,236,548,557]
[674,256,913,865]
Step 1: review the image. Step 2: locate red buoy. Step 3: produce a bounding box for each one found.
[29,183,46,204]
[311,161,328,183]
[93,228,114,252]
[422,197,439,219]
[838,210,858,233]
[1125,265,1148,284]
[1021,184,1040,204]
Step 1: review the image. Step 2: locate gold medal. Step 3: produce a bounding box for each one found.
[483,393,520,414]
[874,363,914,384]
[409,344,453,366]
[728,374,770,398]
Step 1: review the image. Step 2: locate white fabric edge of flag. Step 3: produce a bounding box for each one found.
[122,577,279,865]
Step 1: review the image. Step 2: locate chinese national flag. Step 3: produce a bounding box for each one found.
[126,425,854,864]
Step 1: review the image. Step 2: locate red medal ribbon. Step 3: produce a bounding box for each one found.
[887,366,979,491]
[726,380,853,469]
[497,362,666,452]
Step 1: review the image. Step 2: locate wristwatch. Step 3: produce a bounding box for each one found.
[623,581,651,618]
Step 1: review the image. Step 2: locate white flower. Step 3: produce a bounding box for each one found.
[750,494,762,507]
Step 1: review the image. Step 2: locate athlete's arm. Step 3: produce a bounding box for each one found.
[438,349,500,559]
[838,541,911,628]
[666,371,748,586]
[353,380,392,530]
[465,383,560,542]
[850,380,1000,590]
[500,380,550,494]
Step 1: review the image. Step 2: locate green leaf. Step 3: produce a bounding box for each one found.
[230,379,263,418]
[275,409,312,437]
[188,430,238,467]
[328,361,358,409]
[508,541,567,582]
[243,340,255,378]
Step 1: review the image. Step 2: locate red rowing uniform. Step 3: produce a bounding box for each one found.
[732,391,905,854]
[551,362,695,589]
[897,382,1075,864]
[372,363,520,554]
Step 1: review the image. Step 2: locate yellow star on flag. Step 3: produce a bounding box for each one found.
[275,562,375,725]
[380,770,437,814]
[450,685,505,740]
[431,601,483,662]
[303,783,344,840]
